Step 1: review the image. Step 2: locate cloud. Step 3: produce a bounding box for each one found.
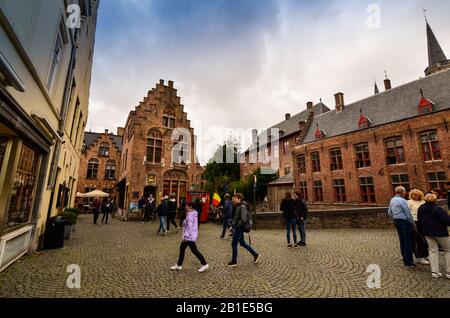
[88,0,450,165]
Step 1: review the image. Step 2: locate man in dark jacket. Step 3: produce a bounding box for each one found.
[280,193,297,247]
[294,192,308,246]
[139,196,148,223]
[226,193,260,267]
[220,194,232,239]
[417,192,450,279]
[156,197,169,235]
[167,194,180,233]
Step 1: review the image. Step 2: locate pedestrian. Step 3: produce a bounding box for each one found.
[101,198,111,224]
[226,193,260,267]
[417,192,450,279]
[407,189,429,265]
[155,197,168,235]
[148,194,156,221]
[179,197,187,224]
[388,186,417,270]
[194,198,202,227]
[92,197,101,225]
[170,201,209,273]
[139,195,148,223]
[167,194,181,233]
[293,192,308,246]
[220,194,232,239]
[280,192,298,247]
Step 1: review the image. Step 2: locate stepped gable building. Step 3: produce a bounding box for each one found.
[117,80,202,215]
[76,128,123,202]
[240,102,330,211]
[292,20,450,207]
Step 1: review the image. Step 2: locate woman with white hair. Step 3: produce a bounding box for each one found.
[407,189,429,265]
[418,192,450,279]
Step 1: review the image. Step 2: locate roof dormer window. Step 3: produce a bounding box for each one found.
[358,110,372,130]
[315,126,326,140]
[418,89,435,115]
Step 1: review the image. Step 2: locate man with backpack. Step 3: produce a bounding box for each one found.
[226,193,260,267]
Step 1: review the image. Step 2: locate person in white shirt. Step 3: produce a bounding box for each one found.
[407,189,430,265]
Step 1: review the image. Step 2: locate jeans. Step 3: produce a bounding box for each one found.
[101,211,109,224]
[285,218,297,244]
[425,236,450,274]
[167,212,178,231]
[231,228,258,263]
[297,219,306,243]
[93,210,100,224]
[177,241,207,266]
[158,216,167,233]
[394,218,414,266]
[221,217,230,238]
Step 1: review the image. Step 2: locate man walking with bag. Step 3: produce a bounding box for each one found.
[226,193,260,267]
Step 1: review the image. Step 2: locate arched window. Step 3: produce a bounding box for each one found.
[98,142,109,157]
[105,160,116,180]
[147,129,163,163]
[87,158,99,179]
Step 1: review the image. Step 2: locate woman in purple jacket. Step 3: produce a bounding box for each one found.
[171,201,209,273]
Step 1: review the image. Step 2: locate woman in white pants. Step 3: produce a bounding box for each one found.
[417,192,450,279]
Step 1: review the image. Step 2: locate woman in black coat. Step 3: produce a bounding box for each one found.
[417,192,450,279]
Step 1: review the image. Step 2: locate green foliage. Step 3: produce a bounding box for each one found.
[59,211,78,225]
[65,207,81,215]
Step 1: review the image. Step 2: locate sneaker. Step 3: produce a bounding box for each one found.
[163,232,167,236]
[294,243,299,248]
[299,242,306,246]
[220,236,225,240]
[431,272,442,279]
[253,254,261,264]
[445,273,450,279]
[405,265,419,271]
[170,265,182,271]
[198,264,209,273]
[417,258,430,265]
[226,262,237,267]
[287,244,293,248]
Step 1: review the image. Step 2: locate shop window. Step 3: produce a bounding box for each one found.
[5,144,39,230]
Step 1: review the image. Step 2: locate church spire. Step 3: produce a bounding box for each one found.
[424,12,450,76]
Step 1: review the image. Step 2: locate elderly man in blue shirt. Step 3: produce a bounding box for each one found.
[388,186,417,270]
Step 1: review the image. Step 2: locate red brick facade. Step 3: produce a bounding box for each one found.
[118,80,203,213]
[76,129,123,202]
[292,110,450,207]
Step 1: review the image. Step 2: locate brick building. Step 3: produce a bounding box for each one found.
[76,128,123,203]
[117,80,203,215]
[292,20,450,207]
[240,103,330,211]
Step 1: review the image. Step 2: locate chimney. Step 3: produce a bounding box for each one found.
[116,127,124,136]
[307,101,313,110]
[159,79,164,85]
[252,129,258,144]
[285,113,291,120]
[104,129,109,135]
[334,92,345,112]
[168,80,174,88]
[384,78,392,91]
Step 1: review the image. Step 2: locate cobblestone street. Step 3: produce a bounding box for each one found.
[0,215,449,298]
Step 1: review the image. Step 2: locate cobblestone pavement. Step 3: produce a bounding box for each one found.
[0,215,449,298]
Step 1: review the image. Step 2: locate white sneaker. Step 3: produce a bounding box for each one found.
[170,265,182,271]
[446,273,450,279]
[198,264,209,273]
[417,258,430,265]
[431,272,442,279]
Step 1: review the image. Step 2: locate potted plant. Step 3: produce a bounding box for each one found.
[60,211,78,239]
[64,208,81,232]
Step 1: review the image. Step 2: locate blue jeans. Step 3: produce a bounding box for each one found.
[158,216,166,233]
[285,218,297,244]
[297,219,306,244]
[231,228,258,263]
[221,217,230,238]
[394,218,414,266]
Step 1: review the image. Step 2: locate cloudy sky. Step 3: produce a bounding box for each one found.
[87,0,450,164]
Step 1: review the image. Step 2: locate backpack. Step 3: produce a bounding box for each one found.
[240,205,253,233]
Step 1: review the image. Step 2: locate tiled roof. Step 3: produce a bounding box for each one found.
[83,132,123,150]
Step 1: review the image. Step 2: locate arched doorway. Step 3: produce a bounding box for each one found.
[144,185,156,199]
[162,169,188,202]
